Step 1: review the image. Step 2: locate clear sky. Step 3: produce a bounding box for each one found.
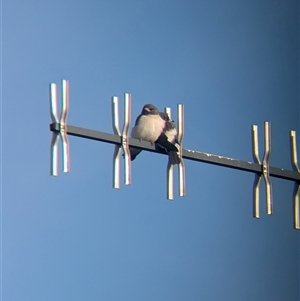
[2,1,299,300]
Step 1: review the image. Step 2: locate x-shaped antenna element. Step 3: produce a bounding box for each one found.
[49,80,70,176]
[290,130,300,229]
[251,122,273,217]
[111,94,131,188]
[165,104,186,200]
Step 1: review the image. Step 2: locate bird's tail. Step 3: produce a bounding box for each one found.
[155,134,178,152]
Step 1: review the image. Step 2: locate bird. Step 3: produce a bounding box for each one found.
[131,104,166,142]
[128,104,180,164]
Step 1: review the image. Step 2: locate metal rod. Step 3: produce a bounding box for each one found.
[290,130,300,229]
[165,107,174,200]
[251,125,261,164]
[251,125,261,218]
[49,83,59,176]
[50,133,59,176]
[49,83,59,123]
[112,146,121,189]
[167,163,174,200]
[49,124,300,182]
[293,184,300,229]
[122,93,131,185]
[111,97,121,136]
[122,94,131,135]
[177,104,186,196]
[60,80,69,123]
[253,175,261,218]
[177,104,184,144]
[262,121,273,214]
[60,80,70,173]
[61,134,70,173]
[111,97,121,188]
[290,131,299,171]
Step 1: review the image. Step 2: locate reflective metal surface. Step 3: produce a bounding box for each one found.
[122,94,131,185]
[290,130,300,229]
[262,121,273,215]
[111,97,121,188]
[177,104,186,197]
[50,83,59,176]
[165,107,174,200]
[251,125,261,218]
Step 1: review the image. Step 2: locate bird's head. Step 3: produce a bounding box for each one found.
[141,104,159,115]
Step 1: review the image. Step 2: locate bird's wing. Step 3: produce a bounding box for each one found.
[155,133,178,152]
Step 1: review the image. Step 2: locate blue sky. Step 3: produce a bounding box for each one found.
[2,1,299,300]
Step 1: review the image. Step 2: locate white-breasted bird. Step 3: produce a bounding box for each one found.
[129,104,180,164]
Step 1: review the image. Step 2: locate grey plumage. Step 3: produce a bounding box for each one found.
[129,104,165,161]
[131,104,165,142]
[159,112,179,144]
[128,105,180,165]
[158,112,181,165]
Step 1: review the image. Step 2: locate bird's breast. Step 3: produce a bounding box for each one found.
[131,115,165,142]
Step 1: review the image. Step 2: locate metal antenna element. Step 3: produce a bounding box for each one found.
[262,122,273,214]
[49,80,70,176]
[122,94,132,185]
[251,125,261,218]
[251,122,273,216]
[177,104,186,197]
[165,105,186,200]
[111,94,131,188]
[48,80,300,229]
[165,107,174,200]
[111,97,121,188]
[290,130,300,229]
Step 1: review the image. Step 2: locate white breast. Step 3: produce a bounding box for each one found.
[131,115,165,142]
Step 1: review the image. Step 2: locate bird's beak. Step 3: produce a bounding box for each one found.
[145,107,150,112]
